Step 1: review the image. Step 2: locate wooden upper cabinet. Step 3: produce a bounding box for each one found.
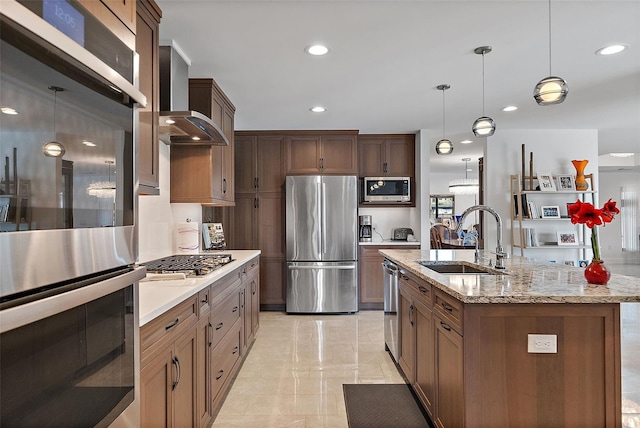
[285,131,357,175]
[102,0,137,33]
[358,134,415,177]
[235,134,285,194]
[234,135,258,194]
[136,0,161,195]
[170,78,235,204]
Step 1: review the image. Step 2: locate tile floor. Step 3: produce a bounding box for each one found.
[213,265,640,428]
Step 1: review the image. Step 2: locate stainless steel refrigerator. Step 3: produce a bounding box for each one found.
[286,175,358,313]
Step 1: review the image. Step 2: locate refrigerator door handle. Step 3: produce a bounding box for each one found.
[317,181,322,256]
[288,265,356,270]
[322,182,327,254]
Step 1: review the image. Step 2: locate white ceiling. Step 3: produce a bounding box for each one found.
[154,0,640,173]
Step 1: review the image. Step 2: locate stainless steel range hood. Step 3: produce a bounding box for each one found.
[159,46,229,146]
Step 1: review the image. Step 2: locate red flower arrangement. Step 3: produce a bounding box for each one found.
[567,199,620,284]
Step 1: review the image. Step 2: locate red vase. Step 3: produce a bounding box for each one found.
[584,259,611,285]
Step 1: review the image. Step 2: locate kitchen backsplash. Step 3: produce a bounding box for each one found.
[358,206,420,242]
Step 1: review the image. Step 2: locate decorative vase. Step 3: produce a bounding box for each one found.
[571,159,589,191]
[584,259,611,285]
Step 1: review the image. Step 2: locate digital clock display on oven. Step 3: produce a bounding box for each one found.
[43,0,84,47]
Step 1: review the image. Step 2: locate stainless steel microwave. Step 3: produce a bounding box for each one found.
[363,177,411,202]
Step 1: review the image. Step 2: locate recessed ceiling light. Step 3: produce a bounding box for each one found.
[596,44,628,56]
[165,119,176,124]
[502,105,518,112]
[192,136,201,141]
[310,106,327,113]
[82,140,96,147]
[1,107,18,115]
[305,45,329,56]
[610,152,634,158]
[459,140,473,144]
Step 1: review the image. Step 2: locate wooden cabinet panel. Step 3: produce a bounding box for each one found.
[286,135,321,174]
[434,316,464,428]
[136,0,161,195]
[260,257,285,307]
[101,0,136,32]
[385,136,414,177]
[235,135,257,194]
[320,134,358,174]
[173,327,197,428]
[229,195,258,250]
[258,194,284,258]
[257,136,285,192]
[398,283,415,384]
[358,139,384,177]
[358,134,414,177]
[414,299,434,419]
[140,347,172,428]
[196,317,211,428]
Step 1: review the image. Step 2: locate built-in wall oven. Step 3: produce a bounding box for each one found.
[0,1,146,426]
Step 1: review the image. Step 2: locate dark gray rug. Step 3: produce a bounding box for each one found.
[343,383,431,428]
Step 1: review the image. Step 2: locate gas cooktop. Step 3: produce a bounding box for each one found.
[141,254,234,277]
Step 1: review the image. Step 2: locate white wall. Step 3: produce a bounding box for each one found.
[138,143,202,262]
[485,129,599,263]
[429,172,479,230]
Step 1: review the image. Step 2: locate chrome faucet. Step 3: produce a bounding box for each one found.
[456,205,508,269]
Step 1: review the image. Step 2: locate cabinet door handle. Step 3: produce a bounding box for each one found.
[254,177,258,189]
[252,280,256,295]
[232,306,239,313]
[256,177,259,190]
[409,304,414,326]
[171,356,180,390]
[208,322,213,346]
[254,197,258,209]
[319,158,324,169]
[216,322,224,330]
[440,321,452,331]
[223,178,227,194]
[441,302,453,312]
[201,295,208,305]
[216,369,224,381]
[418,286,428,294]
[232,346,239,355]
[383,162,388,173]
[165,318,179,331]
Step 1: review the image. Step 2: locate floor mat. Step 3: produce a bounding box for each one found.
[343,383,431,428]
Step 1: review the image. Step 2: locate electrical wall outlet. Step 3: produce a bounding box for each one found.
[527,334,557,353]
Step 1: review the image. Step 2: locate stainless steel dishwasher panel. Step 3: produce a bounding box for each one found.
[383,259,399,361]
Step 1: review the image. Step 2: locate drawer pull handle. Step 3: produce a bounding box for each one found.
[216,370,224,380]
[441,302,453,312]
[418,286,428,294]
[401,274,409,280]
[409,304,414,326]
[216,322,224,330]
[201,296,208,304]
[233,346,239,355]
[232,306,239,313]
[440,321,452,331]
[165,318,179,330]
[171,356,180,390]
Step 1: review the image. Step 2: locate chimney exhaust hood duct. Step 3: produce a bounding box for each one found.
[158,46,229,146]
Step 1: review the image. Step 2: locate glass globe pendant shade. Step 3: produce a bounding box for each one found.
[534,76,568,105]
[435,139,453,155]
[472,116,496,137]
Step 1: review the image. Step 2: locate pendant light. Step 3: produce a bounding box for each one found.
[472,46,495,137]
[42,86,66,157]
[87,160,116,198]
[449,158,479,194]
[435,84,453,155]
[533,0,568,105]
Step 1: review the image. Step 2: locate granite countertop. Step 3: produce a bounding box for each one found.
[379,248,640,304]
[359,240,420,246]
[138,250,260,326]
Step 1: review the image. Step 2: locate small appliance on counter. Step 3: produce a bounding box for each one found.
[359,215,372,242]
[392,227,414,241]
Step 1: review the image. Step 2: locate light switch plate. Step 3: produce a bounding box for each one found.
[527,334,557,353]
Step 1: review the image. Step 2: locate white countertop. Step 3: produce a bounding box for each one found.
[138,250,260,326]
[359,240,420,246]
[380,249,640,304]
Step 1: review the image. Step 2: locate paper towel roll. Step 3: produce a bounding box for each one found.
[176,222,200,254]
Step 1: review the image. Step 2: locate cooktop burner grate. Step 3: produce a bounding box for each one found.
[141,254,234,276]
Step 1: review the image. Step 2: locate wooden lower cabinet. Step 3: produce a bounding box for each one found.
[140,326,197,428]
[394,269,622,428]
[360,245,419,310]
[142,257,260,427]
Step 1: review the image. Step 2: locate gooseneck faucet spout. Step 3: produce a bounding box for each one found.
[455,204,508,269]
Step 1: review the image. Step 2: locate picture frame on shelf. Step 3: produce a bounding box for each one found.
[557,174,575,191]
[557,231,578,246]
[578,259,589,268]
[541,205,561,218]
[564,260,575,266]
[537,173,557,191]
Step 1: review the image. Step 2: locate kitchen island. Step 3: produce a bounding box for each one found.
[380,248,640,428]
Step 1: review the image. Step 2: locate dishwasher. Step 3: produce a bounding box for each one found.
[382,259,399,362]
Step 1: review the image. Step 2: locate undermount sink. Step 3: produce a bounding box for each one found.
[417,261,498,275]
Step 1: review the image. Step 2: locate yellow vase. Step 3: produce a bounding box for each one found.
[571,159,589,191]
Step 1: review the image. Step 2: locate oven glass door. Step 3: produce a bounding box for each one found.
[0,276,138,427]
[1,13,134,232]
